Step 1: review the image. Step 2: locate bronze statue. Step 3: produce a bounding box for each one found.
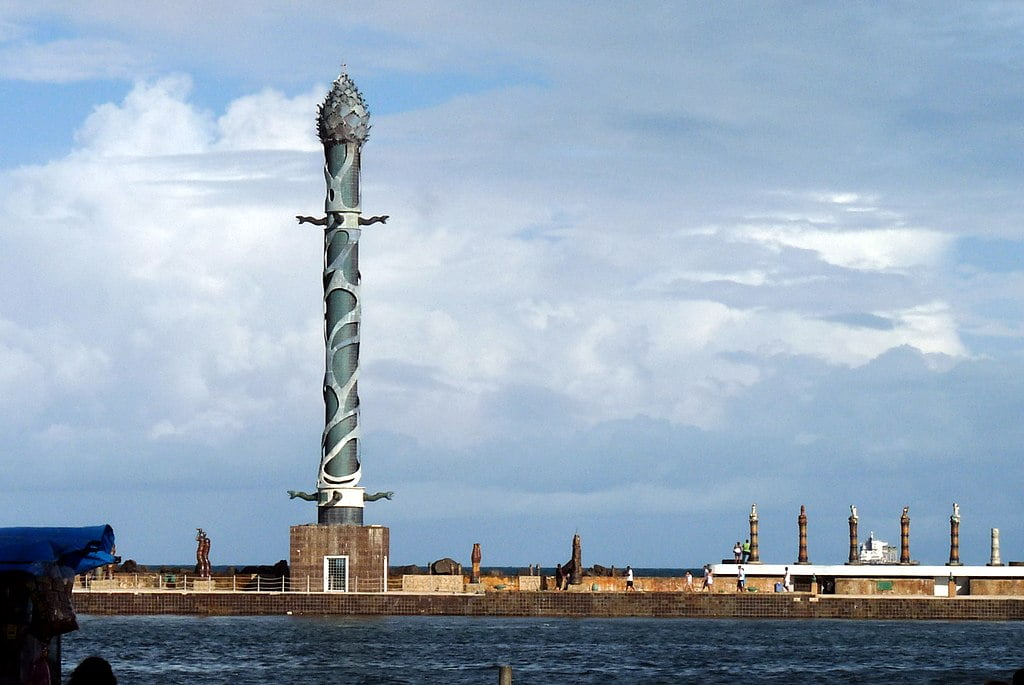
[195,528,211,578]
[561,533,583,586]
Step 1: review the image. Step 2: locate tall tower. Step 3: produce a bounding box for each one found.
[289,70,390,593]
[316,71,370,525]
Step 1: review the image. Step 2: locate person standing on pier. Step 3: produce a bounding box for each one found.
[733,542,742,563]
[625,565,636,591]
[737,565,746,592]
[741,539,751,563]
[702,565,714,592]
[783,566,792,592]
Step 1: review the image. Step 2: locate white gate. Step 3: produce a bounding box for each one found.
[324,555,349,592]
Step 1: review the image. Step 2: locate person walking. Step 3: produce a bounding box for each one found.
[701,565,714,592]
[625,565,636,591]
[685,570,693,591]
[783,566,792,592]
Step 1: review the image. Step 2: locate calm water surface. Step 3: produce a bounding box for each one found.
[63,615,1023,684]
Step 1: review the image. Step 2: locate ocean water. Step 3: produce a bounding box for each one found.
[62,615,1023,684]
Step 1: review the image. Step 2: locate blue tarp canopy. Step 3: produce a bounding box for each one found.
[0,525,116,576]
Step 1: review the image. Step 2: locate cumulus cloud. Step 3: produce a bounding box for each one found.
[74,75,213,155]
[215,87,322,152]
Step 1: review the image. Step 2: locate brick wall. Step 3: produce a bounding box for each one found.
[290,525,389,592]
[401,575,463,593]
[970,579,1024,596]
[834,577,935,596]
[71,591,1024,620]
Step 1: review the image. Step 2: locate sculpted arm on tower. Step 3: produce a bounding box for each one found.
[297,215,389,226]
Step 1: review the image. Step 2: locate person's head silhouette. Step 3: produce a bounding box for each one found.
[68,656,117,685]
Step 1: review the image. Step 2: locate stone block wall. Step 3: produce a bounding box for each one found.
[401,575,464,593]
[970,579,1024,596]
[518,576,541,591]
[72,591,1024,620]
[290,524,389,592]
[834,577,934,596]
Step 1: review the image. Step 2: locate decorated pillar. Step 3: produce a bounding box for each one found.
[796,505,809,564]
[471,543,482,584]
[313,73,372,525]
[948,503,961,566]
[847,505,860,564]
[568,534,583,585]
[899,506,911,564]
[288,70,391,593]
[748,504,761,564]
[289,72,391,524]
[989,528,1003,566]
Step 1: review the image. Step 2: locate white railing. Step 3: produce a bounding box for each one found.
[76,573,388,593]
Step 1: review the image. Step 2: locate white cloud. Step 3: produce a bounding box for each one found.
[215,87,322,152]
[74,75,213,155]
[740,225,952,272]
[0,77,978,459]
[1,3,1021,564]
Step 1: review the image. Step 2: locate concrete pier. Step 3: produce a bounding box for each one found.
[72,589,1024,621]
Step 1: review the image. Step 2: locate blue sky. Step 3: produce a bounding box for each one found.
[1,2,1023,568]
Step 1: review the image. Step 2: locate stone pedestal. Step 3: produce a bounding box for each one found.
[290,524,389,592]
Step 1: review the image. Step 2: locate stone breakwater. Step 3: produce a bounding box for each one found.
[72,591,1024,621]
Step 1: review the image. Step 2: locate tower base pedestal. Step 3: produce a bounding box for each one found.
[290,524,389,593]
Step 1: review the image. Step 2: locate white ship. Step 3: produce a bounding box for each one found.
[859,532,898,564]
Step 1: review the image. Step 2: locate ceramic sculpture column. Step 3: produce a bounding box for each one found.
[899,506,911,564]
[989,528,1003,566]
[748,504,761,564]
[847,505,859,564]
[796,505,809,564]
[948,503,961,566]
[315,72,372,525]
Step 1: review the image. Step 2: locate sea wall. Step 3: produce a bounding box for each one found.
[834,577,935,596]
[72,591,1024,620]
[401,575,464,593]
[971,579,1024,596]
